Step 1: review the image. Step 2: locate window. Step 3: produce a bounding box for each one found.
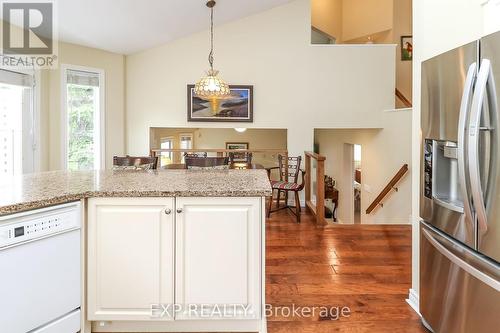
[62,66,105,171]
[160,137,174,166]
[0,68,35,182]
[179,133,193,163]
[354,144,362,170]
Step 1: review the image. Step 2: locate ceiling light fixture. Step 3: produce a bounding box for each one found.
[194,0,230,99]
[234,128,247,133]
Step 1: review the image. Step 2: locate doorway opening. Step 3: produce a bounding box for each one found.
[353,144,362,224]
[342,143,361,224]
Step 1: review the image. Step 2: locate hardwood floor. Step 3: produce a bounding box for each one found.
[265,209,427,333]
[120,209,426,333]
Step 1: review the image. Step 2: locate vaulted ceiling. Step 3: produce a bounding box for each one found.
[54,0,294,54]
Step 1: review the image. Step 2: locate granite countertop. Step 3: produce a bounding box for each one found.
[0,169,272,216]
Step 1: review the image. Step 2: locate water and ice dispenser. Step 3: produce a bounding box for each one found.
[423,139,464,213]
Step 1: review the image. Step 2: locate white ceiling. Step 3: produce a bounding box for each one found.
[54,0,293,55]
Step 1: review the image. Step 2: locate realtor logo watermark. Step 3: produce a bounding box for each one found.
[1,0,58,68]
[151,303,351,321]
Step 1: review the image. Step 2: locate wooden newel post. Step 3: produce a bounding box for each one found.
[304,151,327,225]
[316,156,326,225]
[305,153,311,212]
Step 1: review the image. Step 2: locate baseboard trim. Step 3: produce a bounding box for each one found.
[363,216,412,224]
[406,288,420,315]
[383,107,412,112]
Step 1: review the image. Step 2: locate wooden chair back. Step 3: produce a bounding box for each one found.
[185,157,229,168]
[184,152,208,158]
[278,155,301,183]
[113,155,158,169]
[228,152,253,164]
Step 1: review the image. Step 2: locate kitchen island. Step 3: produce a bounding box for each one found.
[0,169,271,333]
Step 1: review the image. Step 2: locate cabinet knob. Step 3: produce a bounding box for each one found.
[164,208,172,215]
[176,208,183,214]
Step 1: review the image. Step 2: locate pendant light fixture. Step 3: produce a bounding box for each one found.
[194,0,230,98]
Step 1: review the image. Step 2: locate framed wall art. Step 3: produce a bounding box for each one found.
[187,84,253,122]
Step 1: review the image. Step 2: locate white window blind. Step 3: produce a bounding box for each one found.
[66,70,100,87]
[0,69,34,87]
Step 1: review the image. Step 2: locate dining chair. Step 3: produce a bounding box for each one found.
[266,155,306,223]
[184,152,208,158]
[228,152,253,164]
[113,155,158,170]
[185,156,229,169]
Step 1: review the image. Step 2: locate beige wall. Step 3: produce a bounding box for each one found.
[126,0,397,166]
[150,128,287,166]
[342,0,394,42]
[194,128,286,149]
[315,110,412,224]
[411,0,484,300]
[310,0,412,105]
[311,0,343,41]
[0,20,126,171]
[197,128,287,166]
[45,42,125,170]
[394,0,413,105]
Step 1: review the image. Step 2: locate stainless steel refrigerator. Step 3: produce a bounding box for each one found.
[420,31,500,332]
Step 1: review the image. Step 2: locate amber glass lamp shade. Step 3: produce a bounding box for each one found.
[194,69,230,98]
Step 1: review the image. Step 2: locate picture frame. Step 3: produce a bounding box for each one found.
[226,142,249,162]
[401,35,413,61]
[187,85,253,122]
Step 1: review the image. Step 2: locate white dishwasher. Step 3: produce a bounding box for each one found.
[0,202,81,333]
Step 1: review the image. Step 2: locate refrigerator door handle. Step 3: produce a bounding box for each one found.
[468,59,498,233]
[458,62,477,229]
[422,228,500,291]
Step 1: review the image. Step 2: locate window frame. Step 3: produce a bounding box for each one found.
[0,62,40,174]
[179,133,194,149]
[179,133,194,163]
[160,136,174,165]
[61,64,106,170]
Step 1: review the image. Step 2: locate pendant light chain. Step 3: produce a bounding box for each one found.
[194,0,230,98]
[208,6,214,70]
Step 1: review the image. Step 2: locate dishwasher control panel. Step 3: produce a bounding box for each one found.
[0,202,81,248]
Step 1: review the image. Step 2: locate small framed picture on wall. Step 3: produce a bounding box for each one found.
[226,142,249,162]
[401,35,413,61]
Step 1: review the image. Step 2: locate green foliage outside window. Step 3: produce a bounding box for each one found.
[67,84,96,171]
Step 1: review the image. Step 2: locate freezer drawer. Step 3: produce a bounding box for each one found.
[420,221,500,333]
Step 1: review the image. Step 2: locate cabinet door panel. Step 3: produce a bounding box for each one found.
[87,198,174,321]
[175,197,261,320]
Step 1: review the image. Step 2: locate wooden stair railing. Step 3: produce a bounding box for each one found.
[366,164,409,214]
[304,151,327,225]
[395,89,412,108]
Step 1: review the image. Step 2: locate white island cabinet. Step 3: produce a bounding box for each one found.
[86,196,266,333]
[87,198,175,321]
[175,197,261,320]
